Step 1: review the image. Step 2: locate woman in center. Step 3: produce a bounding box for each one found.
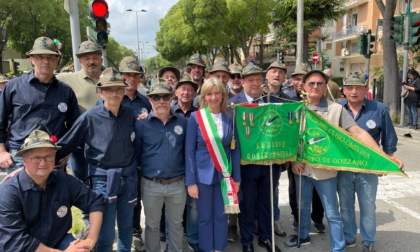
[185,77,241,252]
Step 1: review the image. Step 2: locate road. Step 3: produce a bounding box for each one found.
[1,126,419,252]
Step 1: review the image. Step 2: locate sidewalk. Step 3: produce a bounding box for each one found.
[393,124,420,142]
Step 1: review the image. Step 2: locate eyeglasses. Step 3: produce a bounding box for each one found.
[307,82,325,87]
[151,94,172,101]
[26,156,55,164]
[230,74,241,79]
[102,88,125,94]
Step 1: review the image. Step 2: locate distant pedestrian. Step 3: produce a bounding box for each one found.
[402,68,420,130]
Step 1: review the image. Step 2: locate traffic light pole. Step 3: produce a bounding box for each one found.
[69,0,82,71]
[400,0,411,126]
[365,30,372,86]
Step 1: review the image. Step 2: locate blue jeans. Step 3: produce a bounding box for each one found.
[337,171,378,246]
[92,176,136,252]
[405,103,418,125]
[295,174,344,252]
[186,195,199,244]
[141,177,186,252]
[68,148,89,185]
[56,234,76,250]
[9,149,24,174]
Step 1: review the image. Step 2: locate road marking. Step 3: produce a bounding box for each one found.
[381,197,420,220]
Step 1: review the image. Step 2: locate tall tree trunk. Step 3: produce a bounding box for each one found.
[376,0,399,118]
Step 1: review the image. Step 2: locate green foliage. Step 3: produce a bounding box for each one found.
[105,37,136,67]
[0,0,131,69]
[331,77,343,87]
[156,0,275,62]
[145,54,175,74]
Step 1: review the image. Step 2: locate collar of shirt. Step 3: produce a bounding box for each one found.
[244,92,263,104]
[29,71,59,85]
[148,109,176,122]
[77,70,97,85]
[341,98,367,120]
[19,168,56,192]
[308,96,329,112]
[98,103,126,118]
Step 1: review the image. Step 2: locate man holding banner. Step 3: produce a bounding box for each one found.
[337,75,398,252]
[284,70,403,252]
[228,62,284,252]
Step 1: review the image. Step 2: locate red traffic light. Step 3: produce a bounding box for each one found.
[91,0,108,18]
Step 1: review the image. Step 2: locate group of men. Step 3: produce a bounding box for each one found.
[0,36,403,252]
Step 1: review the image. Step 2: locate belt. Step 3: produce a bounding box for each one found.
[143,175,184,185]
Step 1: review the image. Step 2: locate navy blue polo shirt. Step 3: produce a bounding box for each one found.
[0,72,80,149]
[339,98,397,154]
[135,111,188,178]
[97,91,152,119]
[171,100,197,119]
[0,169,106,251]
[57,103,136,168]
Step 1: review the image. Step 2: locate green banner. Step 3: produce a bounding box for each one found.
[300,109,405,176]
[235,103,304,165]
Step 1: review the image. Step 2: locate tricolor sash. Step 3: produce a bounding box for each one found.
[196,108,240,213]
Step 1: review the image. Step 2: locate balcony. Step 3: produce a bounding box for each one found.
[343,0,369,9]
[332,25,367,42]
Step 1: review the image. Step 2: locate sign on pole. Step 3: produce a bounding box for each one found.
[312,52,319,63]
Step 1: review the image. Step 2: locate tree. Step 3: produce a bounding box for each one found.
[156,0,274,65]
[155,2,203,62]
[104,37,136,68]
[375,0,400,118]
[271,0,344,61]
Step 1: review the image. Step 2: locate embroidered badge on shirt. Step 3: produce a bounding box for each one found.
[131,132,135,142]
[366,119,376,129]
[57,206,68,218]
[58,102,68,112]
[174,125,183,135]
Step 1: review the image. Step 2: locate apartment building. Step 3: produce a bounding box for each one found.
[329,0,420,78]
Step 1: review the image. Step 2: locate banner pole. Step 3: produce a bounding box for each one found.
[270,163,275,252]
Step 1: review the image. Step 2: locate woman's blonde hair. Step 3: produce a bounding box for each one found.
[198,77,229,114]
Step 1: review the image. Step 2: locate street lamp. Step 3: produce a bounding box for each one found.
[139,41,149,67]
[126,9,147,63]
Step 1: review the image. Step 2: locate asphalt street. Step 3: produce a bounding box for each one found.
[1,126,419,252]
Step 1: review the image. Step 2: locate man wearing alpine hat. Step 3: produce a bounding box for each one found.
[57,67,138,251]
[0,129,105,251]
[135,79,188,252]
[0,36,79,174]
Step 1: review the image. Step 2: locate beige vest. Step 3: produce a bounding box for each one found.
[300,101,342,180]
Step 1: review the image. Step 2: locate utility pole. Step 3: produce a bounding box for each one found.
[400,0,411,126]
[296,0,304,67]
[65,0,82,71]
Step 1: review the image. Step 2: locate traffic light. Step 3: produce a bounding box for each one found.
[409,12,420,46]
[390,15,404,44]
[89,0,109,46]
[321,55,329,70]
[357,34,367,55]
[366,30,376,57]
[278,50,284,63]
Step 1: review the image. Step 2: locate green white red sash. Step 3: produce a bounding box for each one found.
[196,108,240,213]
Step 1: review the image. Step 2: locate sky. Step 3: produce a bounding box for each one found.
[106,0,179,60]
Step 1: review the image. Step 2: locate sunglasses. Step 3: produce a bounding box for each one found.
[307,82,325,87]
[230,74,241,79]
[151,94,172,101]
